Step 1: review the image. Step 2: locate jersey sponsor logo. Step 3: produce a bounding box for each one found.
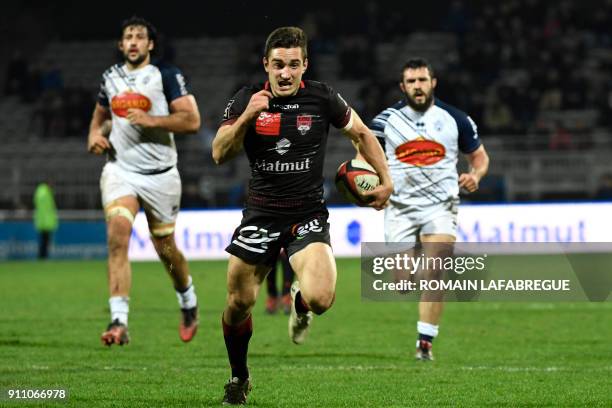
[273,138,291,155]
[111,91,152,118]
[254,158,311,173]
[395,136,446,166]
[233,226,281,253]
[291,218,323,240]
[296,115,312,135]
[255,112,282,136]
[271,103,299,110]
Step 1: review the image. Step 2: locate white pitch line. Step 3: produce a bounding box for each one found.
[461,366,612,372]
[31,364,612,373]
[272,364,403,371]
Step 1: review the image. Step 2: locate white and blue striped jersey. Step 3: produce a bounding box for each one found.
[97,62,190,174]
[370,99,481,206]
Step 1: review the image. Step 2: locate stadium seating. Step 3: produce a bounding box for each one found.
[1,0,610,211]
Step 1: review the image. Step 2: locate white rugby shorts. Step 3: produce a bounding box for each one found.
[384,198,459,243]
[100,161,181,224]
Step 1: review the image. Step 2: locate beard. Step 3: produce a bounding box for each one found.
[125,52,147,67]
[406,90,434,112]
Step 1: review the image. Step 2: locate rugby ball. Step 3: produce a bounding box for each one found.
[335,159,380,206]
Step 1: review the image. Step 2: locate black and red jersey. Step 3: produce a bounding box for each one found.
[221,80,351,212]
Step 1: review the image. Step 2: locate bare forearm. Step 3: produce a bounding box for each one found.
[87,104,111,154]
[88,105,110,140]
[150,111,200,134]
[212,118,249,165]
[468,147,489,181]
[346,110,392,186]
[89,107,107,134]
[355,131,393,186]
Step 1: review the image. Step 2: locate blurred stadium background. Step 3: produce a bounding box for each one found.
[2,0,612,259]
[1,2,612,407]
[2,0,611,209]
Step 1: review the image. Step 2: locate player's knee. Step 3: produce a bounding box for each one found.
[105,206,135,226]
[227,292,256,314]
[152,236,180,261]
[150,225,175,239]
[105,208,133,255]
[107,232,129,256]
[306,290,335,315]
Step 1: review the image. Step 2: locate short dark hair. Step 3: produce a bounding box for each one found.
[120,16,157,42]
[264,27,308,60]
[401,58,435,80]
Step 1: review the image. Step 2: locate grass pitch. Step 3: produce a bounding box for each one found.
[0,258,611,407]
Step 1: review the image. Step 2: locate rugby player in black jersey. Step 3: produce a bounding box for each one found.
[212,26,392,405]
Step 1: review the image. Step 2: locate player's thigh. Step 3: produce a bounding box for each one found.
[139,168,182,235]
[100,162,138,214]
[419,199,458,246]
[288,242,337,296]
[226,255,272,309]
[420,231,456,258]
[384,204,420,243]
[226,208,285,267]
[285,212,335,292]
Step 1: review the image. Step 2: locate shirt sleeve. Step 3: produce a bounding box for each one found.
[457,114,481,154]
[370,108,393,150]
[327,86,352,129]
[220,86,252,126]
[160,65,191,104]
[97,76,109,107]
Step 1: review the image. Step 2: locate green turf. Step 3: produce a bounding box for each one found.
[0,259,611,407]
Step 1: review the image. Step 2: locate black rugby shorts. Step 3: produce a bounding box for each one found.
[225,208,331,266]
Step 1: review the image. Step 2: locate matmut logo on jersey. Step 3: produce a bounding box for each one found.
[111,91,152,118]
[395,136,446,166]
[254,158,311,173]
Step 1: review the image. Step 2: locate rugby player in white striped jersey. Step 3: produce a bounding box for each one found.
[369,58,489,361]
[87,16,201,347]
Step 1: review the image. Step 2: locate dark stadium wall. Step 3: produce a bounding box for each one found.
[15,0,445,40]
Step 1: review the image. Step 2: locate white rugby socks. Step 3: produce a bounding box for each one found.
[417,320,439,347]
[417,321,439,338]
[176,276,197,309]
[109,296,129,326]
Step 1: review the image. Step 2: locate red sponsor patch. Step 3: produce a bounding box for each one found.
[111,92,152,118]
[395,138,446,166]
[255,112,282,136]
[296,115,312,135]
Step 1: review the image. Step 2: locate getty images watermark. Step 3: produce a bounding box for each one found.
[361,243,612,302]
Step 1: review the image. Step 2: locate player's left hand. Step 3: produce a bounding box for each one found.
[363,183,393,211]
[127,108,156,127]
[459,173,480,193]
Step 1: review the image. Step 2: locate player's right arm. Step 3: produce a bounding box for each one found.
[212,89,272,165]
[87,103,112,155]
[343,109,393,210]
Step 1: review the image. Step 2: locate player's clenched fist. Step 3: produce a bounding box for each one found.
[363,183,393,210]
[127,108,155,127]
[459,173,480,193]
[88,133,111,155]
[243,90,273,122]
